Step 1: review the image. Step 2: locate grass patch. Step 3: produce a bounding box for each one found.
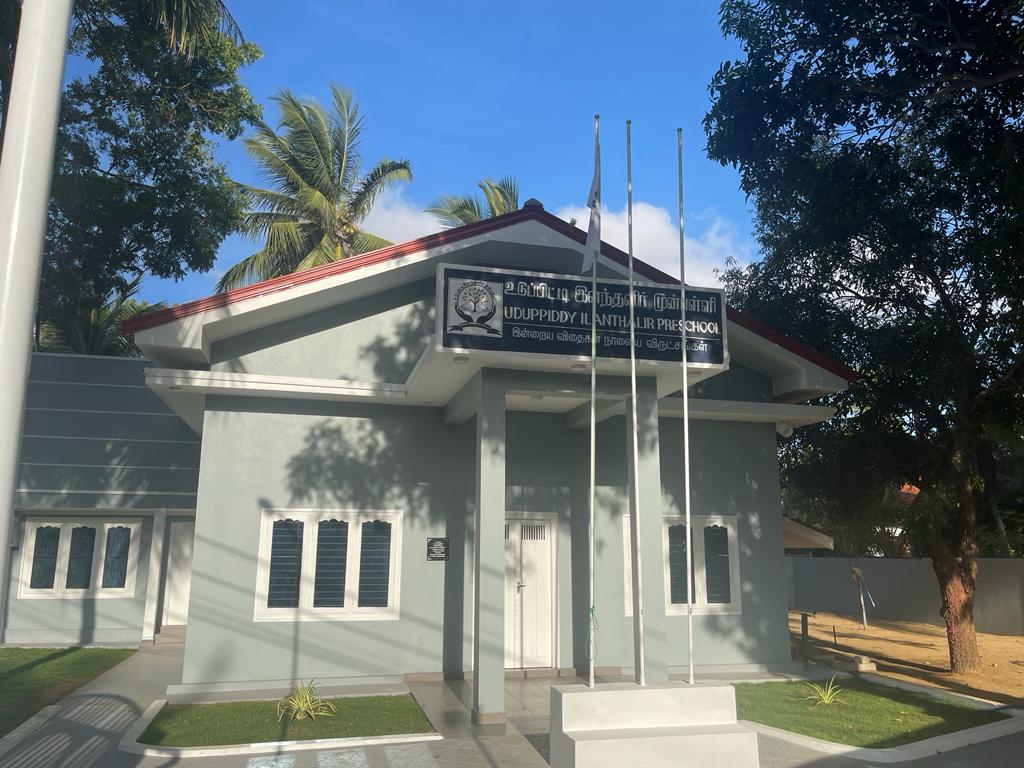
[735,677,1008,748]
[138,694,433,748]
[0,647,135,736]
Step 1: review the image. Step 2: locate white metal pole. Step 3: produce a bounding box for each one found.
[625,120,646,687]
[677,128,695,686]
[0,0,74,641]
[588,114,600,690]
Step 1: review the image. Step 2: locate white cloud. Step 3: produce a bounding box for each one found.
[554,202,751,287]
[361,188,439,244]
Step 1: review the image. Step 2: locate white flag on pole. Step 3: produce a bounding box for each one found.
[581,123,601,273]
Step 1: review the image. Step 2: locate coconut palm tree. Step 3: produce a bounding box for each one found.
[217,85,412,292]
[427,176,519,229]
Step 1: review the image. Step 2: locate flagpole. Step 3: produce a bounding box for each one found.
[625,119,646,687]
[677,128,695,686]
[587,113,600,690]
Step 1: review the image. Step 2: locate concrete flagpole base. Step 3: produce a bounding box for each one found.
[549,682,759,768]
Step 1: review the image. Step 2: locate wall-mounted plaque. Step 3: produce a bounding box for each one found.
[427,537,449,561]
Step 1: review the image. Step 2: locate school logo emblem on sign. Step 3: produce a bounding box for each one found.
[448,279,503,336]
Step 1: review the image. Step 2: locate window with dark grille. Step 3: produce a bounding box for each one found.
[357,520,392,608]
[29,526,60,589]
[703,525,732,604]
[65,526,96,589]
[313,519,348,608]
[666,524,695,604]
[267,519,303,608]
[101,526,132,588]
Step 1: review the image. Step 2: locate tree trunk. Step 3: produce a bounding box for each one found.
[930,455,981,674]
[931,549,980,673]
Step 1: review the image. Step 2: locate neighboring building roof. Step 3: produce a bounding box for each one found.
[782,517,835,551]
[124,205,857,383]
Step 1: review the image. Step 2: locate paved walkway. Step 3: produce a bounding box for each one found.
[2,643,1023,768]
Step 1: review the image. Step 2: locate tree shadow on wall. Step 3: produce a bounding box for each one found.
[284,403,477,677]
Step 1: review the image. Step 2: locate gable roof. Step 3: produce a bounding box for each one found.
[124,205,856,383]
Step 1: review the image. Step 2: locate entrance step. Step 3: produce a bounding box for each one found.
[553,682,737,730]
[566,724,758,768]
[154,625,186,645]
[549,683,759,768]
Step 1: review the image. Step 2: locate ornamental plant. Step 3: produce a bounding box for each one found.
[277,679,336,722]
[803,677,846,707]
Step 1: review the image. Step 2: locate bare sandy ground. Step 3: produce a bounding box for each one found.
[790,610,1024,705]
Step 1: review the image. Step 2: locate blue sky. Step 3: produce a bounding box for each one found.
[140,0,754,305]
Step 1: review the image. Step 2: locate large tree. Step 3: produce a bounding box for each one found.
[217,85,411,291]
[0,0,260,342]
[2,0,245,145]
[706,0,1024,673]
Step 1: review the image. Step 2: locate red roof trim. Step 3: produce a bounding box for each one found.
[123,206,857,382]
[123,207,546,334]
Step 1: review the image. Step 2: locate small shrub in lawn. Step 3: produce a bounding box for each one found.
[803,676,846,706]
[277,680,336,722]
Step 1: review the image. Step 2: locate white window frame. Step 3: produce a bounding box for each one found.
[254,508,403,622]
[622,514,742,616]
[17,518,142,599]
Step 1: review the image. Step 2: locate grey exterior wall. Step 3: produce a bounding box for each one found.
[3,354,200,644]
[17,354,200,510]
[787,556,1024,636]
[181,365,792,686]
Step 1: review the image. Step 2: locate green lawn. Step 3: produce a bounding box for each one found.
[0,647,135,736]
[139,694,434,747]
[735,677,1007,748]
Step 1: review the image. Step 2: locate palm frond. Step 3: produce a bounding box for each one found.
[492,176,519,214]
[273,91,337,197]
[216,248,288,292]
[216,224,320,291]
[294,231,342,272]
[236,184,309,218]
[151,0,244,58]
[349,158,413,221]
[479,179,503,219]
[426,194,486,228]
[242,140,335,229]
[243,133,317,200]
[351,231,393,254]
[328,85,364,195]
[429,176,519,228]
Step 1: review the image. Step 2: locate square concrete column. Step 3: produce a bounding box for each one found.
[626,378,669,685]
[473,370,506,724]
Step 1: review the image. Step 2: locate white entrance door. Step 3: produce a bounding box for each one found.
[504,516,554,669]
[161,521,195,626]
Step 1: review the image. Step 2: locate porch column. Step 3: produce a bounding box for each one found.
[473,370,506,724]
[626,377,669,684]
[141,511,168,641]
